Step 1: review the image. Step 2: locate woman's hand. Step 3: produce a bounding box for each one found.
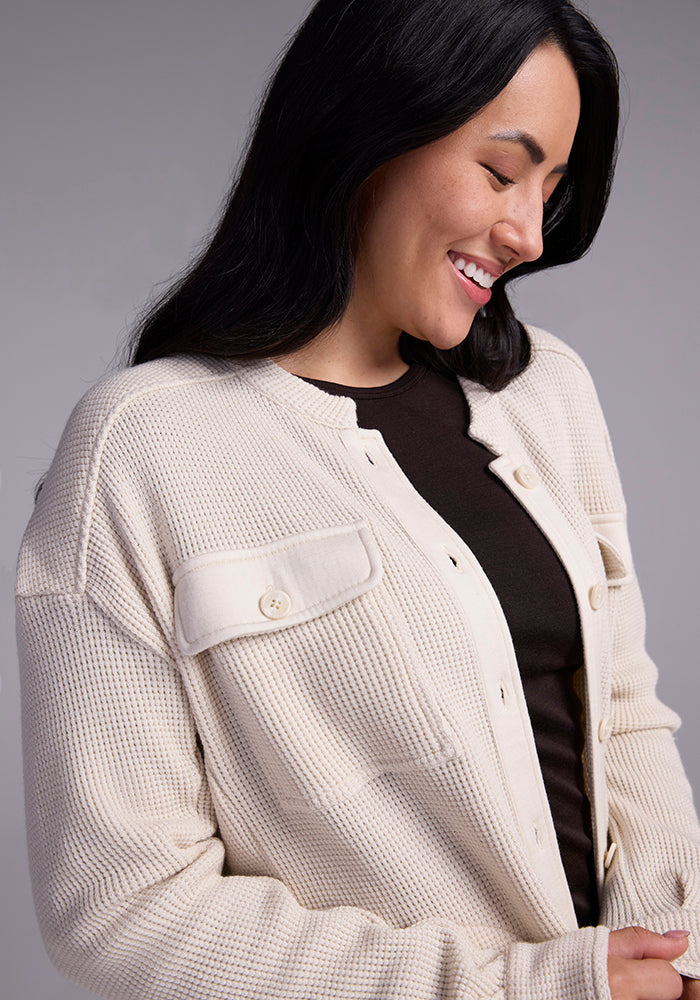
[608,927,690,1000]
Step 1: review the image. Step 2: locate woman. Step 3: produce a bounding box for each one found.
[16,1,700,997]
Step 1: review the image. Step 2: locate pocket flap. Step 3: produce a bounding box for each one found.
[173,521,381,654]
[590,513,634,586]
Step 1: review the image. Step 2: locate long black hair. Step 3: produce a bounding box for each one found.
[129,0,619,389]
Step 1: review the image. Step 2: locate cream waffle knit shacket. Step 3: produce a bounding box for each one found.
[16,326,700,999]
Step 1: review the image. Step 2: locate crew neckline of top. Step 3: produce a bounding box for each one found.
[237,359,360,428]
[301,363,430,400]
[236,357,499,443]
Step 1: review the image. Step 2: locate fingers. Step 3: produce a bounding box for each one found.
[608,956,684,1000]
[609,926,691,962]
[608,928,690,1000]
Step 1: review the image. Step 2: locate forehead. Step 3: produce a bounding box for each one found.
[465,43,581,158]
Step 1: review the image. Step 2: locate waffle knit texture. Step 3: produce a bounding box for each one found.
[16,326,700,999]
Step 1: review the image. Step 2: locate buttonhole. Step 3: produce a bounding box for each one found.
[443,547,464,573]
[365,452,375,465]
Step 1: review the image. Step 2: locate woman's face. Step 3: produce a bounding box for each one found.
[347,42,581,355]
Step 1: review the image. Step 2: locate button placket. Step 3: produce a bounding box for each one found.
[484,451,612,890]
[346,436,574,911]
[514,465,539,490]
[443,546,464,573]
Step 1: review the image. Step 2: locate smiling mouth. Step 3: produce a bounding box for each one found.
[447,252,498,289]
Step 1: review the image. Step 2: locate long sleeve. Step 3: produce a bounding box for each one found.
[597,528,700,971]
[514,331,700,973]
[558,348,700,964]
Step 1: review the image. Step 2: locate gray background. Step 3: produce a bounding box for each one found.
[1,1,698,996]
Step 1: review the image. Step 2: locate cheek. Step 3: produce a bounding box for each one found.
[371,155,449,240]
[453,184,491,229]
[428,176,491,242]
[361,197,426,278]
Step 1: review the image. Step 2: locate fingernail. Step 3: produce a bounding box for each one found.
[664,930,690,938]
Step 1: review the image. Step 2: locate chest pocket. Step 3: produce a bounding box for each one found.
[174,521,382,653]
[174,521,457,812]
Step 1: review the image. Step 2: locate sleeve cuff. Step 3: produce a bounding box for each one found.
[506,925,611,1000]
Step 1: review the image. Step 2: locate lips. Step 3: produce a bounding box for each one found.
[447,251,502,307]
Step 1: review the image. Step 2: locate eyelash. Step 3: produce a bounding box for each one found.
[485,164,554,209]
[484,165,515,187]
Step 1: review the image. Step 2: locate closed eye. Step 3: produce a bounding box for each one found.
[483,165,515,187]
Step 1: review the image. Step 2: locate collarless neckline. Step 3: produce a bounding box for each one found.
[301,363,430,400]
[234,357,500,447]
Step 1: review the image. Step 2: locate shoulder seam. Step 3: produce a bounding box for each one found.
[72,368,243,593]
[17,590,176,663]
[525,330,593,384]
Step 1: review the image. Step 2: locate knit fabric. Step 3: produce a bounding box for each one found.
[16,326,700,999]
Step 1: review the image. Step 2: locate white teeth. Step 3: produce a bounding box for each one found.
[474,268,495,289]
[451,253,497,289]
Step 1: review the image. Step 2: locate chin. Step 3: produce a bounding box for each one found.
[426,322,476,352]
[406,313,477,352]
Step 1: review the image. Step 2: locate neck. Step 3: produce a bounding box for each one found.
[275,324,409,388]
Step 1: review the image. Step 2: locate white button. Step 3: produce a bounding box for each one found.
[259,589,292,620]
[598,716,612,742]
[514,465,538,489]
[604,842,618,869]
[589,583,605,610]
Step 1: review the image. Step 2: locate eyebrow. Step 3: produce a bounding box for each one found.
[488,129,569,175]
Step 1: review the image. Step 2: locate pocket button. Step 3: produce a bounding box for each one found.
[259,589,293,619]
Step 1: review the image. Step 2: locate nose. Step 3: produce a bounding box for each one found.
[491,191,544,264]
